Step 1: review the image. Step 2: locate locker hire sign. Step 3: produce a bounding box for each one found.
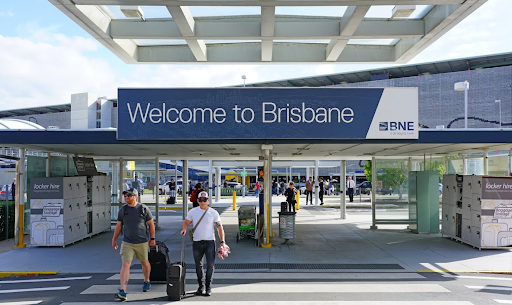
[481,177,512,247]
[116,88,418,140]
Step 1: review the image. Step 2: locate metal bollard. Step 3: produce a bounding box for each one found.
[232,190,236,210]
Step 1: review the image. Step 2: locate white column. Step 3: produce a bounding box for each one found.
[46,152,51,177]
[215,167,221,202]
[174,160,178,194]
[370,157,377,230]
[340,160,346,219]
[314,160,319,205]
[155,157,159,227]
[483,152,488,175]
[242,167,246,198]
[182,160,188,220]
[263,149,272,246]
[208,160,213,200]
[462,155,466,175]
[119,158,124,205]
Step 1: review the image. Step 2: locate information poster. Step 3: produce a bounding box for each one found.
[481,177,512,247]
[30,177,64,246]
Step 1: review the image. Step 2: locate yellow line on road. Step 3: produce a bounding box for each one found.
[0,271,58,278]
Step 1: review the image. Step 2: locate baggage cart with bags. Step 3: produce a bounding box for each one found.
[167,235,186,301]
[149,240,170,282]
[236,205,258,246]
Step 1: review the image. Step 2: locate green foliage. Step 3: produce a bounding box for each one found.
[364,161,372,181]
[379,161,408,190]
[0,201,16,240]
[425,160,446,179]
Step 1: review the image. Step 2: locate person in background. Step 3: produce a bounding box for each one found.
[190,183,204,207]
[347,176,356,202]
[305,177,314,205]
[284,181,297,212]
[254,181,261,197]
[318,177,324,205]
[112,188,155,301]
[11,177,15,201]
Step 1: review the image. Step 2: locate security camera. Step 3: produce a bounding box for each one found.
[199,153,203,156]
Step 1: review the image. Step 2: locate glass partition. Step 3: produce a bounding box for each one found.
[488,154,509,176]
[447,159,463,174]
[466,158,484,175]
[374,159,409,223]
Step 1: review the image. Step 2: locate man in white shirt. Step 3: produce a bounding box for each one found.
[347,177,356,202]
[180,191,225,297]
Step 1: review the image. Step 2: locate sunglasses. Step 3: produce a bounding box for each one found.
[124,194,134,198]
[198,198,208,202]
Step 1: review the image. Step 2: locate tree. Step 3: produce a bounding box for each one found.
[363,160,372,182]
[379,161,408,200]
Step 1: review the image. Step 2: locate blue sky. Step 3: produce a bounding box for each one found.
[0,0,511,110]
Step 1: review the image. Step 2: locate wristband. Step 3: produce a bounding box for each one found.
[220,241,225,244]
[150,238,155,240]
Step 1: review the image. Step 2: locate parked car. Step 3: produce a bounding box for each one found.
[355,181,393,195]
[226,182,243,189]
[0,185,13,201]
[439,183,443,196]
[159,180,183,195]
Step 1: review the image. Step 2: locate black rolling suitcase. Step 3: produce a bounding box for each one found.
[281,202,288,212]
[167,235,186,301]
[149,241,170,282]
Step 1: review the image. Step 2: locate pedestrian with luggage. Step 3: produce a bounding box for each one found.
[305,177,314,205]
[112,188,156,301]
[180,191,225,297]
[284,181,297,212]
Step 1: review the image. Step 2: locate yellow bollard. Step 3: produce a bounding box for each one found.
[296,190,300,211]
[15,204,26,249]
[232,190,236,210]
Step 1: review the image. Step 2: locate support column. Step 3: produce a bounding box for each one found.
[370,157,377,230]
[215,167,221,203]
[262,149,272,248]
[462,155,466,175]
[242,167,246,198]
[174,160,178,192]
[182,160,188,220]
[119,158,124,205]
[314,160,319,205]
[340,160,346,219]
[66,155,70,176]
[155,157,159,227]
[14,148,26,248]
[483,152,488,175]
[209,160,213,200]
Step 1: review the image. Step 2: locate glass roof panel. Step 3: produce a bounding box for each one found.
[188,7,261,17]
[275,6,346,17]
[134,39,188,46]
[348,39,396,46]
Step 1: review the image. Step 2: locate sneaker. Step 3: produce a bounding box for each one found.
[320,203,324,205]
[115,289,127,301]
[142,281,151,292]
[205,287,212,296]
[195,286,204,296]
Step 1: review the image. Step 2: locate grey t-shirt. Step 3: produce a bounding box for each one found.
[117,204,153,244]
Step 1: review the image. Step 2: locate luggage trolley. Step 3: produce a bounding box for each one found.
[236,205,258,246]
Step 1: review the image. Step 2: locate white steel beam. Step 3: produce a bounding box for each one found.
[261,6,275,61]
[166,6,207,61]
[50,0,138,63]
[72,1,468,6]
[138,43,394,63]
[110,17,424,40]
[394,0,488,62]
[326,6,370,62]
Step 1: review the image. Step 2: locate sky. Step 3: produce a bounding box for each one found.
[0,0,511,111]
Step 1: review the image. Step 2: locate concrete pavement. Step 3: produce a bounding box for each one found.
[0,196,511,275]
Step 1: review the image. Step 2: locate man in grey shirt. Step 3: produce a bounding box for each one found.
[112,188,156,301]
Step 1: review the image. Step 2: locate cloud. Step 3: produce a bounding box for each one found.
[0,10,14,17]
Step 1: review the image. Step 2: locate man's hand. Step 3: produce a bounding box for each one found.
[180,229,187,236]
[149,239,156,247]
[112,239,118,250]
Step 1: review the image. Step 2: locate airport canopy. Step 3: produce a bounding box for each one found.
[49,0,487,64]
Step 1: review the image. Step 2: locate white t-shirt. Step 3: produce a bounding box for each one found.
[186,207,221,241]
[347,180,356,189]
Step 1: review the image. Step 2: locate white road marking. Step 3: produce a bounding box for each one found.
[442,275,512,281]
[0,286,70,294]
[0,276,91,284]
[494,300,512,304]
[107,272,425,281]
[466,286,512,292]
[82,283,449,294]
[61,301,475,305]
[0,301,43,305]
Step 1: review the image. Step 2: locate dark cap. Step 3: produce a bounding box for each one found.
[123,188,138,196]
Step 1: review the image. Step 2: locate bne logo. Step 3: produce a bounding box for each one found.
[379,122,414,131]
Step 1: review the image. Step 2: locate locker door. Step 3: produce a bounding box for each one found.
[462,198,472,220]
[472,176,483,196]
[462,176,473,200]
[471,226,481,247]
[63,199,74,222]
[461,220,472,243]
[63,177,74,200]
[64,219,75,243]
[472,194,481,212]
[471,210,481,228]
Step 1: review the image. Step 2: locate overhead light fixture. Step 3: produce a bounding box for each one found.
[120,6,145,21]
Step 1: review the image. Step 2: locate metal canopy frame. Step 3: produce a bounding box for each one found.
[49,0,487,64]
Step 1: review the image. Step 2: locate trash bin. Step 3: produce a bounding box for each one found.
[278,211,296,239]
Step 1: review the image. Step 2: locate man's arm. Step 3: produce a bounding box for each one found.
[112,221,122,250]
[180,219,192,236]
[215,221,225,243]
[147,218,156,246]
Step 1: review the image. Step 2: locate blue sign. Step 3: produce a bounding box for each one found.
[117,88,418,140]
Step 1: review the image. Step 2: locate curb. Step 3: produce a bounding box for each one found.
[0,271,59,278]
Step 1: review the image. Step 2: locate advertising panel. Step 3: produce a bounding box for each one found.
[117,88,418,140]
[481,177,512,247]
[30,177,64,246]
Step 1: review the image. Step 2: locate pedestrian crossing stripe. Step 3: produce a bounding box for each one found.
[60,302,475,305]
[0,286,70,294]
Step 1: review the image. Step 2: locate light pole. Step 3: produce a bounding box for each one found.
[241,75,246,87]
[454,80,469,128]
[495,99,502,128]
